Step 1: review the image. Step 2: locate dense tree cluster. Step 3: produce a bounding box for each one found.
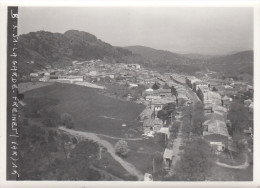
[157,103,176,124]
[227,98,253,152]
[18,118,102,180]
[154,132,168,148]
[172,139,214,181]
[181,103,205,138]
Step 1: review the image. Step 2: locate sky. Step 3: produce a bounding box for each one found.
[18,7,253,55]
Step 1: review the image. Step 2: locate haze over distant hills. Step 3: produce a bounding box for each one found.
[207,50,253,73]
[125,45,253,76]
[180,53,219,60]
[18,30,253,79]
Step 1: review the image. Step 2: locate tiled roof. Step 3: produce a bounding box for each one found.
[158,89,171,93]
[205,111,225,122]
[143,118,163,127]
[203,119,229,137]
[222,95,230,100]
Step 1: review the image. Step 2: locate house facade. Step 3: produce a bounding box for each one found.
[185,76,201,89]
[143,118,163,134]
[158,89,172,97]
[221,96,232,108]
[196,86,209,102]
[151,102,164,113]
[193,82,209,92]
[203,118,229,152]
[145,95,161,102]
[163,148,174,167]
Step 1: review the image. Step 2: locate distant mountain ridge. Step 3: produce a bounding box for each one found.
[125,45,208,74]
[125,45,203,65]
[18,30,133,75]
[181,53,219,60]
[126,45,253,76]
[18,30,253,79]
[207,50,253,75]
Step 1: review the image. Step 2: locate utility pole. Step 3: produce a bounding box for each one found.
[154,106,156,119]
[165,133,167,147]
[153,158,155,174]
[99,146,102,160]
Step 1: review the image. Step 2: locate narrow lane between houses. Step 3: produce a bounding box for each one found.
[168,110,184,176]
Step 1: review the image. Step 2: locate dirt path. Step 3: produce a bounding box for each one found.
[58,127,144,181]
[73,81,106,89]
[99,115,137,123]
[167,110,184,176]
[184,86,200,103]
[97,133,143,141]
[216,153,249,169]
[170,113,183,167]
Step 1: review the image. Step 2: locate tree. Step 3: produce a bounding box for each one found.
[115,140,129,157]
[155,132,168,148]
[157,110,168,124]
[153,152,164,174]
[60,134,70,160]
[242,90,253,100]
[60,113,74,129]
[191,102,205,136]
[212,87,218,91]
[71,140,99,160]
[228,101,251,135]
[24,98,41,117]
[163,103,176,114]
[174,139,214,181]
[152,82,160,90]
[170,122,180,137]
[42,109,60,127]
[40,141,51,165]
[227,100,252,151]
[171,86,178,105]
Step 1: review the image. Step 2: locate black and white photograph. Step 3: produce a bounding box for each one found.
[1,1,260,187]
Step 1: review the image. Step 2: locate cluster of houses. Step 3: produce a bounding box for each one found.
[185,76,232,152]
[30,70,84,83]
[29,60,145,84]
[185,76,254,153]
[140,79,192,170]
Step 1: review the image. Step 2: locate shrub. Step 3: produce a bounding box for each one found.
[115,140,129,157]
[60,113,74,129]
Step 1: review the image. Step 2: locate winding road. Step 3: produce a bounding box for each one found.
[58,127,144,180]
[216,153,249,169]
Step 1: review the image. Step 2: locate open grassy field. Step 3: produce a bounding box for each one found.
[18,82,54,93]
[23,83,145,137]
[209,163,253,181]
[99,136,164,174]
[126,139,164,173]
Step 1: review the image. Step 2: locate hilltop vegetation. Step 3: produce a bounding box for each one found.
[206,50,253,83]
[18,30,133,75]
[18,30,253,79]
